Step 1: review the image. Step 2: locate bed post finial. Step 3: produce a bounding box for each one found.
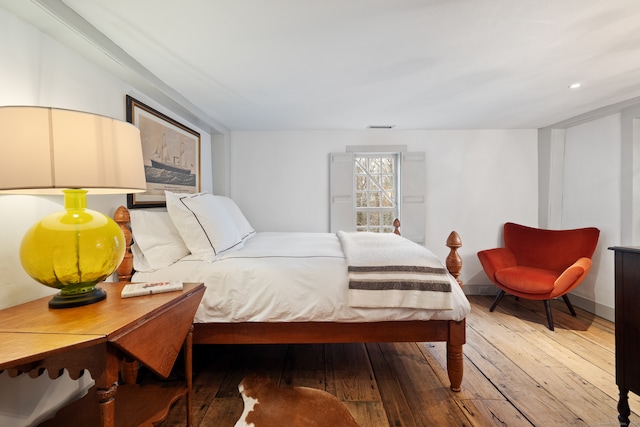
[114,206,133,282]
[393,218,401,235]
[446,231,462,287]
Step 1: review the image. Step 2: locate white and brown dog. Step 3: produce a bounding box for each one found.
[234,373,360,427]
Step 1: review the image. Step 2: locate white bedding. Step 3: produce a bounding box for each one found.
[132,232,471,324]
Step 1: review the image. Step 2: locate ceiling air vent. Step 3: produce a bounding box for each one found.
[367,125,395,129]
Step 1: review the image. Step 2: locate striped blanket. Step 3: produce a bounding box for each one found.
[337,231,453,310]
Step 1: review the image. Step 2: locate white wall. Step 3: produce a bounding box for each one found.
[230,129,539,286]
[0,8,213,425]
[542,104,640,321]
[563,114,620,312]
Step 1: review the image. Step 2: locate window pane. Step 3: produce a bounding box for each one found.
[356,176,367,190]
[382,211,395,225]
[381,158,393,174]
[382,192,394,207]
[368,192,380,207]
[382,175,394,190]
[368,158,380,174]
[370,212,380,226]
[356,211,368,226]
[356,192,366,207]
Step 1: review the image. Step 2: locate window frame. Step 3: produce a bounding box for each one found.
[353,152,401,233]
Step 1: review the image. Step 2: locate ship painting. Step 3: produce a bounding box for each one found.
[151,135,191,175]
[144,134,197,188]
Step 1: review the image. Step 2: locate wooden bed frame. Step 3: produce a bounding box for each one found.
[113,206,466,391]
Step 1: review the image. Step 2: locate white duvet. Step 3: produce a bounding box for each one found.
[132,232,471,324]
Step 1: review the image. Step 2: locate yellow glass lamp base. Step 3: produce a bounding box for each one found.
[19,189,125,308]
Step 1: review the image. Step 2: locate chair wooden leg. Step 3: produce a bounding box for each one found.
[562,294,577,316]
[489,290,506,312]
[543,300,554,331]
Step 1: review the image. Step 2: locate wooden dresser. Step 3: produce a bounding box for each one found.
[610,246,640,426]
[0,281,204,427]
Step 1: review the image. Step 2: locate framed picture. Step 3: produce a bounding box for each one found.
[126,95,201,208]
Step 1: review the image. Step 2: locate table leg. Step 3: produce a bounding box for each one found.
[96,383,118,427]
[94,344,120,427]
[184,325,194,427]
[618,387,630,426]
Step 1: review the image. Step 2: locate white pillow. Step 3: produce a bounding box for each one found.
[215,196,256,243]
[129,210,190,272]
[165,191,243,261]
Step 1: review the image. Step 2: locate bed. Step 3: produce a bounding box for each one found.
[113,192,470,391]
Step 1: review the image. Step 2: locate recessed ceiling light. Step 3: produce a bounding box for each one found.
[569,82,582,89]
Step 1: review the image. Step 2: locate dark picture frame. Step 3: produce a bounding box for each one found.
[126,95,201,208]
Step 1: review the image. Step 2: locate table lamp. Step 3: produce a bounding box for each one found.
[0,106,147,308]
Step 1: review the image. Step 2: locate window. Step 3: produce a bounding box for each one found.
[354,153,399,233]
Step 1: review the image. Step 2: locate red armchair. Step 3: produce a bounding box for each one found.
[477,222,600,330]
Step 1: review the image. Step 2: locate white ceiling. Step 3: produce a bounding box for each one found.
[4,0,640,131]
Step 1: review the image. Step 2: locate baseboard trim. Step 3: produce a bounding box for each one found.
[568,293,614,322]
[463,286,614,322]
[463,284,499,296]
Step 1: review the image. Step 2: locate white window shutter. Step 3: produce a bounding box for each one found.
[330,152,355,232]
[401,152,426,243]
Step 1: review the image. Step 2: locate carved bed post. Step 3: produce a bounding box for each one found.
[445,230,464,391]
[447,319,465,392]
[446,231,462,286]
[393,218,401,235]
[114,206,140,384]
[114,206,133,282]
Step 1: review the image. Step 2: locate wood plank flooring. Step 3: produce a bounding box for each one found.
[157,295,636,426]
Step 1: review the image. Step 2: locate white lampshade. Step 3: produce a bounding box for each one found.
[0,106,146,194]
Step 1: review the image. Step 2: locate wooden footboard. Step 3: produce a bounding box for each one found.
[113,207,466,391]
[192,319,466,391]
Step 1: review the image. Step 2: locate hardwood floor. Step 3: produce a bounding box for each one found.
[158,295,636,426]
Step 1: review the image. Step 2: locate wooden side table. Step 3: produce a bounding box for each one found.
[0,282,205,427]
